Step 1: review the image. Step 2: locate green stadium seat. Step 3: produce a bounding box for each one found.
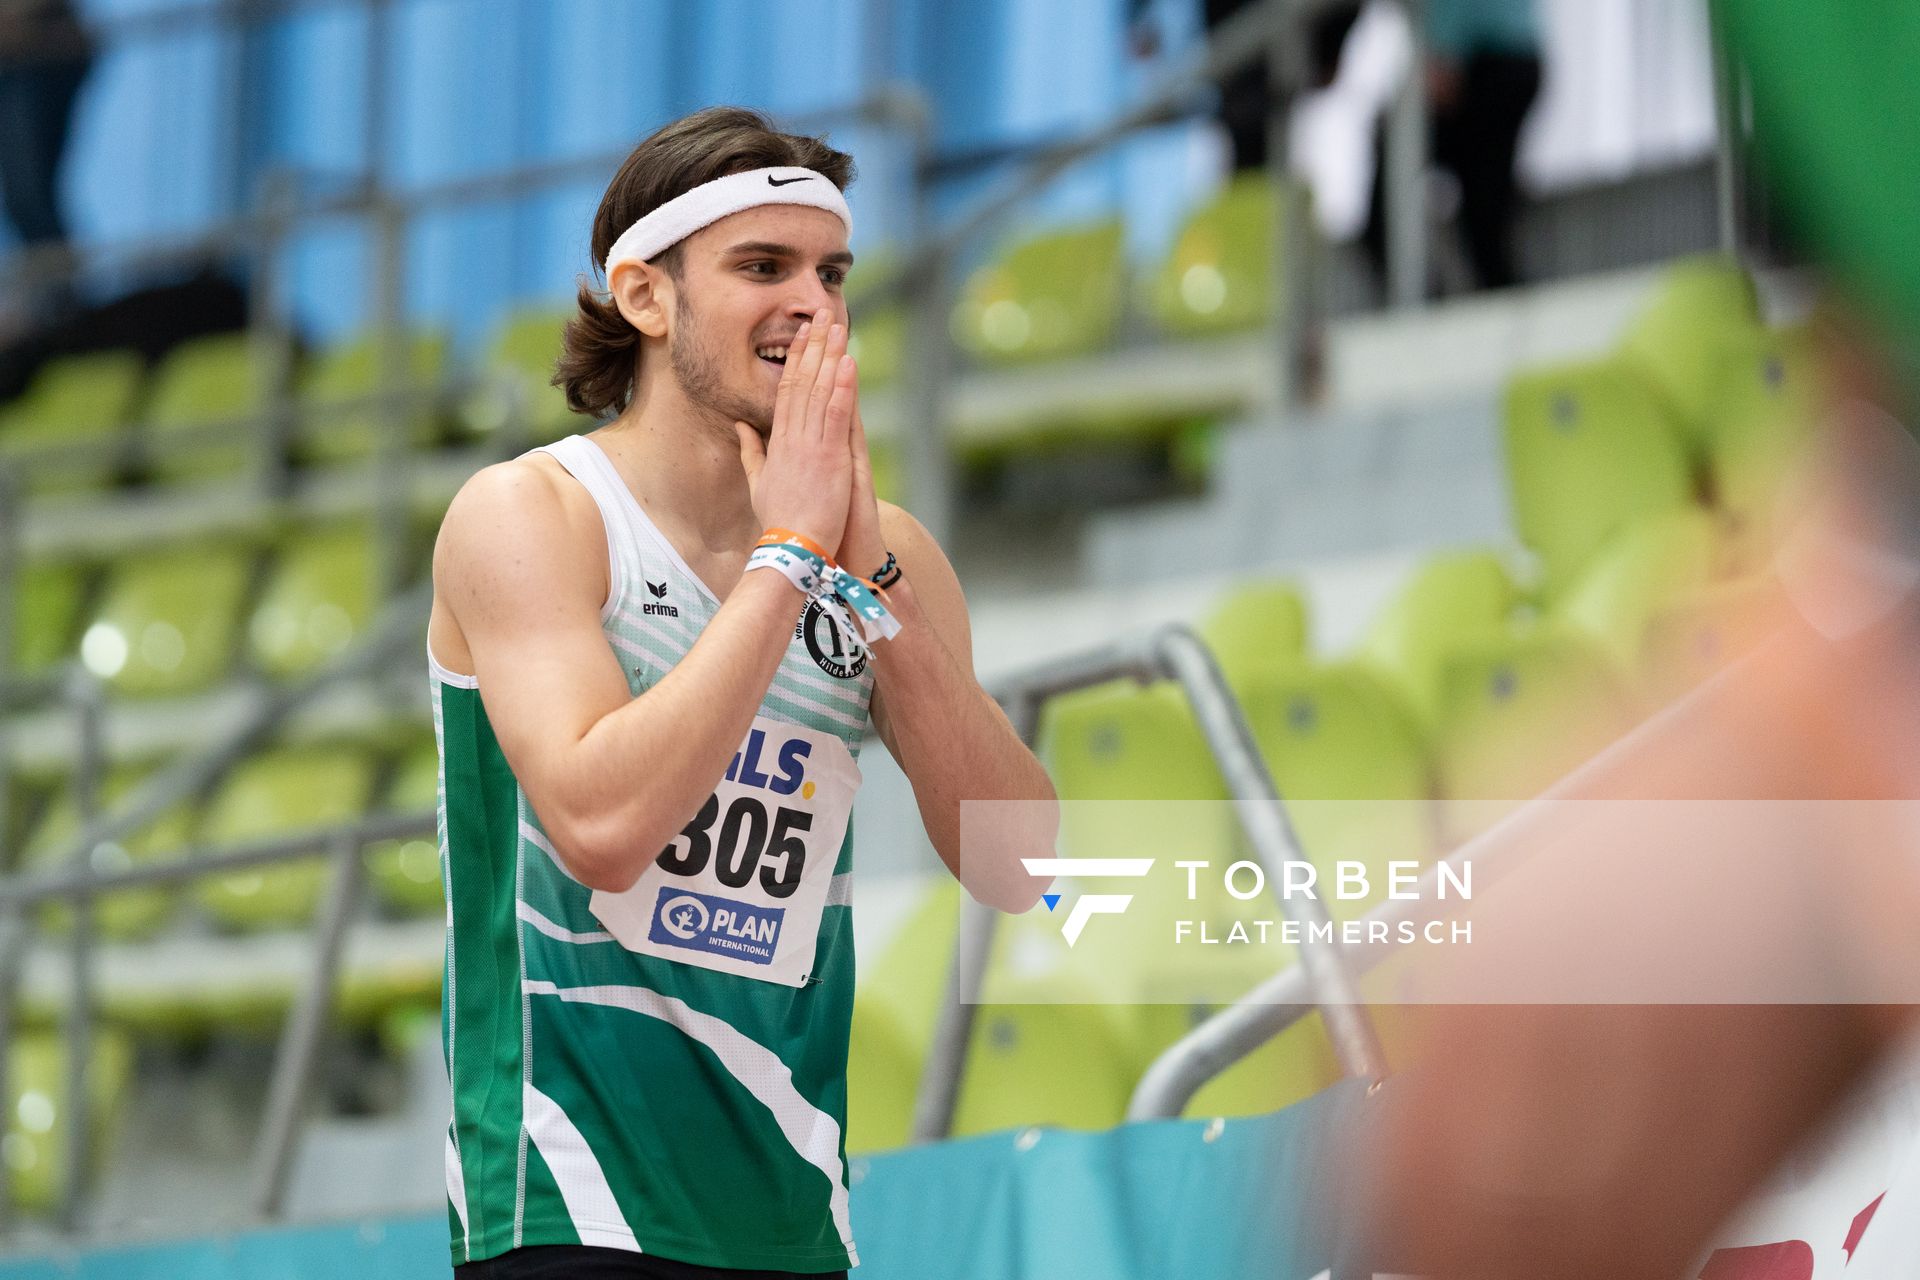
[460,308,578,444]
[1141,174,1291,338]
[1038,681,1238,892]
[1106,661,1436,1120]
[849,871,1137,1155]
[1503,356,1693,594]
[1240,661,1435,922]
[950,968,1139,1138]
[1552,507,1724,680]
[1708,326,1824,571]
[1357,550,1523,735]
[951,219,1125,364]
[1432,628,1636,841]
[1040,681,1233,808]
[1617,256,1763,456]
[366,735,441,917]
[78,539,255,697]
[845,992,923,1156]
[0,351,144,495]
[246,521,379,680]
[194,743,378,931]
[142,332,278,482]
[5,1029,133,1214]
[23,765,192,942]
[1197,579,1309,695]
[11,557,90,675]
[297,329,450,465]
[846,879,958,1154]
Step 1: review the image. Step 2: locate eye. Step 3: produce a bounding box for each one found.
[821,267,847,288]
[743,261,779,276]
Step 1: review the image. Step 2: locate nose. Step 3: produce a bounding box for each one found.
[785,278,841,328]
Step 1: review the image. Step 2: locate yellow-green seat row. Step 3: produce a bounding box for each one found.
[0,350,144,495]
[0,329,464,494]
[4,1030,133,1214]
[42,517,404,698]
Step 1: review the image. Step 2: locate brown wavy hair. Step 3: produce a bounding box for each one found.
[553,106,857,419]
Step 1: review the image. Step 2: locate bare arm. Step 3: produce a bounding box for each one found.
[434,309,858,892]
[865,503,1057,914]
[434,461,808,891]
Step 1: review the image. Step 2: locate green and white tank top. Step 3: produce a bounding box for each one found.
[432,433,876,1271]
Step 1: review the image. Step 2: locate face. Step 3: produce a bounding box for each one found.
[660,204,853,433]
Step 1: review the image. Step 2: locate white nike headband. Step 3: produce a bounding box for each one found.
[601,166,853,281]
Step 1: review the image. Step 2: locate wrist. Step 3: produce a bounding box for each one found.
[841,541,886,580]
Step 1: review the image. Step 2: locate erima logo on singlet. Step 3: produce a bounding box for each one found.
[725,727,814,796]
[643,579,679,618]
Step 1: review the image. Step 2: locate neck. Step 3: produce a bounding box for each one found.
[591,367,761,558]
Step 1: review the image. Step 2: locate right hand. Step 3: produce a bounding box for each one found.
[735,307,856,558]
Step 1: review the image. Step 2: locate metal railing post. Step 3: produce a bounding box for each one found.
[1385,0,1430,309]
[1150,627,1387,1082]
[912,624,1387,1140]
[57,669,107,1231]
[251,828,365,1218]
[1708,7,1746,260]
[901,100,956,547]
[1263,0,1313,410]
[0,465,26,1237]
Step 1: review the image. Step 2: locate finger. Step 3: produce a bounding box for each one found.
[734,420,767,486]
[787,308,834,433]
[822,354,856,449]
[771,319,812,439]
[849,396,871,470]
[804,322,849,442]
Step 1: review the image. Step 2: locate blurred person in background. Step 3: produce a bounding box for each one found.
[0,0,93,328]
[1423,0,1541,290]
[1129,0,1365,173]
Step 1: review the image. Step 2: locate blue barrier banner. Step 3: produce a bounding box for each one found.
[853,1086,1357,1279]
[0,1086,1361,1279]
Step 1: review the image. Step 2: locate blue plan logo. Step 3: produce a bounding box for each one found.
[650,887,784,965]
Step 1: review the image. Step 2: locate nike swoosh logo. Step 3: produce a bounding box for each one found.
[767,175,813,187]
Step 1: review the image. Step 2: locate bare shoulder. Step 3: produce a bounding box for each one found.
[433,453,609,619]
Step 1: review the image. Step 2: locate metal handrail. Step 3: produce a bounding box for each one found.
[908,623,1387,1144]
[0,571,435,1228]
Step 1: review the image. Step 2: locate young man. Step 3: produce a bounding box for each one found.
[426,107,1055,1278]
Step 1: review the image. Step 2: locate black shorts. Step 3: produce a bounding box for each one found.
[457,1244,847,1280]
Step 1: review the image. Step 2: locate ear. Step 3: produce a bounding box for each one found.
[609,259,671,339]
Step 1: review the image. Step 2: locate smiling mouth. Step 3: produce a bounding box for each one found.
[755,343,791,367]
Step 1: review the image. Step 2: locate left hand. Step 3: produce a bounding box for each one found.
[839,387,888,582]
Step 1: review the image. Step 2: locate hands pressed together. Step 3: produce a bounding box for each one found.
[733,307,887,579]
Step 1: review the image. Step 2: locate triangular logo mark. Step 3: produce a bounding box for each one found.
[1042,894,1061,912]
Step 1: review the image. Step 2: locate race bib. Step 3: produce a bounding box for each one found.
[589,716,860,988]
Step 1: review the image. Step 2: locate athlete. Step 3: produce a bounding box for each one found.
[425,106,1056,1278]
